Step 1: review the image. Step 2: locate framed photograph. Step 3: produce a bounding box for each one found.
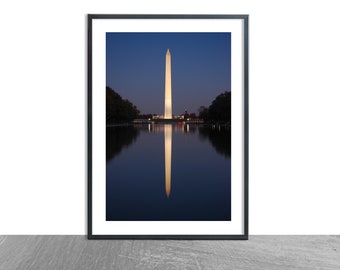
[88,14,248,239]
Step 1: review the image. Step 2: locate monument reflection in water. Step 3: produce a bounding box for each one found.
[164,124,172,197]
[106,124,231,221]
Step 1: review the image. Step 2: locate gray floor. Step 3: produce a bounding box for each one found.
[0,236,339,270]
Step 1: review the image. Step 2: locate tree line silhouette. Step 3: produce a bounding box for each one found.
[106,86,230,124]
[198,91,231,123]
[106,86,139,124]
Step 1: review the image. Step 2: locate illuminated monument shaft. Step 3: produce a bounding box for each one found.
[164,49,172,119]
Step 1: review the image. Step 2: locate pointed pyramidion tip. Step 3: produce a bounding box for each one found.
[166,48,170,54]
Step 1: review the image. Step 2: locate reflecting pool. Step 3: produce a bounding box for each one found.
[106,123,231,221]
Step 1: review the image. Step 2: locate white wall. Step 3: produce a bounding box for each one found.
[0,0,339,235]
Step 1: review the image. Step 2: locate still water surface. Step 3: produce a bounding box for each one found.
[106,123,231,221]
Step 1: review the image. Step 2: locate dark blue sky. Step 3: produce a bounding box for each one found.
[106,33,231,115]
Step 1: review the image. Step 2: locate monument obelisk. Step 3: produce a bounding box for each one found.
[164,49,172,119]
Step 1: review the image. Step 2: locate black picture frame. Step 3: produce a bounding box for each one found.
[88,14,248,240]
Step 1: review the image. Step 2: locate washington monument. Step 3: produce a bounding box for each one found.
[164,49,172,119]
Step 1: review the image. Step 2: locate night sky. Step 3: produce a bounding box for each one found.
[106,32,231,115]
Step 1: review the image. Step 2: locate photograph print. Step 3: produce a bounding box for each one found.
[88,15,248,239]
[106,32,231,221]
